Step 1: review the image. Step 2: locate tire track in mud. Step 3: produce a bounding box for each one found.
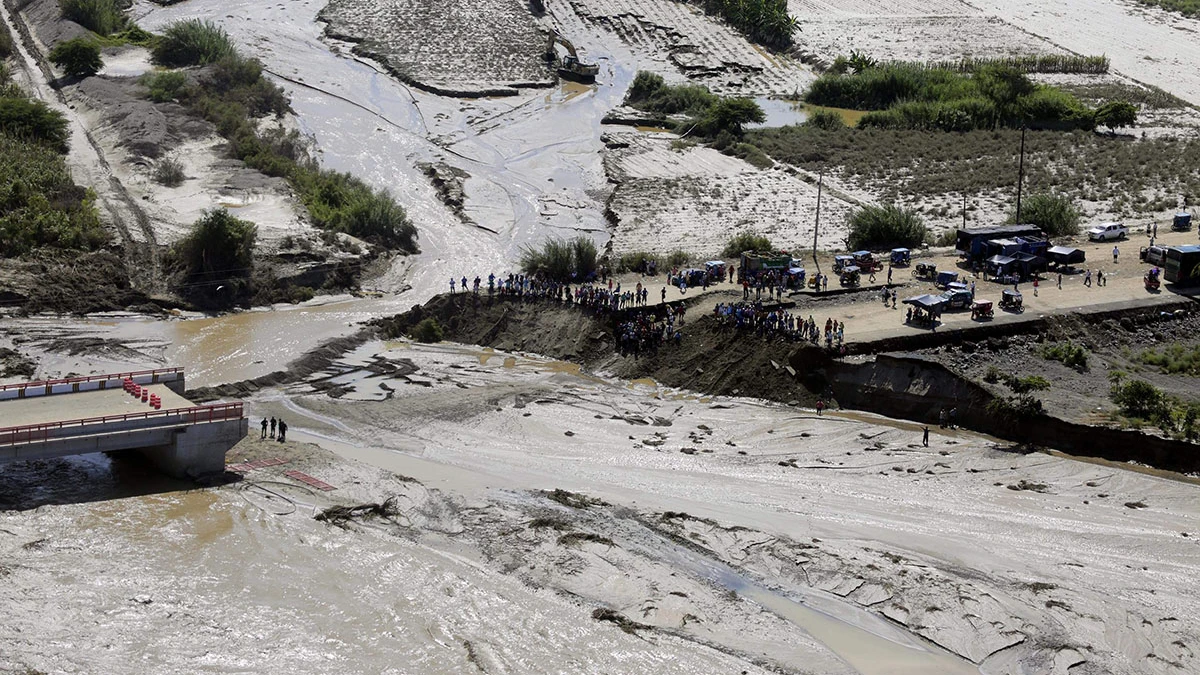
[2,0,162,293]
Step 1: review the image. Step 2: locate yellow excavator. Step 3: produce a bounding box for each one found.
[544,31,600,83]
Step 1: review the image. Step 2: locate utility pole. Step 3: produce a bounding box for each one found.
[812,169,823,272]
[1015,126,1026,223]
[962,192,967,230]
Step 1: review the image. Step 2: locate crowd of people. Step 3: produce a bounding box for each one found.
[451,272,688,354]
[712,301,847,348]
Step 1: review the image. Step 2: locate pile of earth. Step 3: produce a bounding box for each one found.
[374,292,825,405]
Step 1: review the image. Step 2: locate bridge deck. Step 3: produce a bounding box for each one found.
[0,384,194,428]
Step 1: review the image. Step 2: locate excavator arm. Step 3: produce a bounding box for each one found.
[544,30,579,60]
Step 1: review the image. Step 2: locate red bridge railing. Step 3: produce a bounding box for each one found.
[0,367,184,393]
[0,402,243,446]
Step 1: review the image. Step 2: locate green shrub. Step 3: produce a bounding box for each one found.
[59,0,127,36]
[49,38,103,78]
[983,365,1002,383]
[723,232,772,257]
[292,170,416,251]
[0,135,107,257]
[1008,375,1051,394]
[805,109,845,130]
[1134,0,1200,17]
[153,156,185,186]
[410,317,444,338]
[152,19,237,67]
[172,208,257,281]
[1009,193,1080,237]
[142,70,189,103]
[696,97,765,136]
[1109,373,1166,419]
[1138,344,1200,375]
[627,71,665,104]
[1041,341,1089,369]
[0,97,70,152]
[520,236,596,281]
[726,141,772,169]
[666,249,690,267]
[846,204,927,250]
[1095,100,1137,130]
[696,0,797,49]
[807,62,1095,132]
[413,317,443,343]
[893,54,1109,75]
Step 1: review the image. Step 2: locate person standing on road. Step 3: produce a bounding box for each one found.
[450,278,456,293]
[1153,222,1158,239]
[1113,245,1120,264]
[1085,269,1092,287]
[278,420,287,443]
[922,426,929,447]
[1098,270,1105,287]
[270,417,277,439]
[1033,277,1039,296]
[1057,272,1062,289]
[887,267,893,284]
[260,418,268,439]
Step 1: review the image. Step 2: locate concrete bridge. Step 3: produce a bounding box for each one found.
[0,368,247,478]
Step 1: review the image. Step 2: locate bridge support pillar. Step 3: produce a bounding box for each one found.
[138,418,247,478]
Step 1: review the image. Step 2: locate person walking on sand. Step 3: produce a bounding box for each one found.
[1084,269,1092,287]
[1033,277,1038,296]
[887,267,893,284]
[1113,245,1119,264]
[1098,270,1105,287]
[922,426,929,447]
[816,399,825,416]
[260,418,268,439]
[270,417,277,439]
[1057,272,1062,289]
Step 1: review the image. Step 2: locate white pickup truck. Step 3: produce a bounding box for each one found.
[1087,222,1128,241]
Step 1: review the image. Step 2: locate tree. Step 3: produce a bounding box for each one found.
[723,231,772,257]
[698,97,765,136]
[49,38,103,78]
[846,204,927,250]
[974,65,1035,127]
[1006,193,1080,236]
[627,71,664,104]
[0,97,70,152]
[173,208,257,281]
[1095,100,1137,131]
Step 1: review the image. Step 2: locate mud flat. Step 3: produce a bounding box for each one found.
[280,340,1200,674]
[605,131,855,256]
[318,0,554,96]
[791,0,1060,64]
[557,0,812,95]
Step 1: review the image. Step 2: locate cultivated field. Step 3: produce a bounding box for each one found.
[319,0,553,95]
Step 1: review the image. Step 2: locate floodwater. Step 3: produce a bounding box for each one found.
[748,98,867,129]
